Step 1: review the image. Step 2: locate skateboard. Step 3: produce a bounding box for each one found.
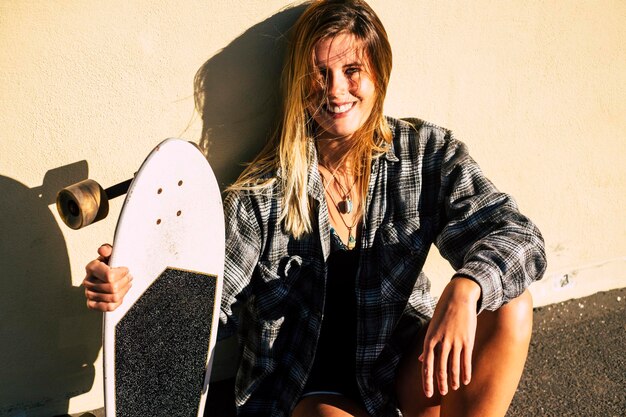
[57,138,225,417]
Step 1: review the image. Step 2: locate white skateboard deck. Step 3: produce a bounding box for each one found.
[104,138,224,417]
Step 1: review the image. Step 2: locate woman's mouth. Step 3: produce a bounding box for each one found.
[324,102,356,116]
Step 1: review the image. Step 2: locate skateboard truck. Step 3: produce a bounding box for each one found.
[56,178,132,230]
[56,141,205,230]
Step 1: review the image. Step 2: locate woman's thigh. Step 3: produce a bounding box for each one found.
[292,394,371,417]
[395,323,442,417]
[395,289,534,417]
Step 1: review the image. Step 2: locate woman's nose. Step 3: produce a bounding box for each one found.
[327,71,349,98]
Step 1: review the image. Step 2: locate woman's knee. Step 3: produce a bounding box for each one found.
[508,289,533,333]
[484,289,534,344]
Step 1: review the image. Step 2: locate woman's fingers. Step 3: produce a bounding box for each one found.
[420,340,436,398]
[437,342,449,395]
[462,342,473,386]
[83,268,132,312]
[449,342,462,391]
[84,246,131,312]
[421,337,473,397]
[86,299,125,312]
[84,269,132,297]
[97,243,113,262]
[85,258,129,283]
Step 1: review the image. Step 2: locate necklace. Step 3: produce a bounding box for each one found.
[333,175,357,214]
[319,166,358,214]
[320,173,359,250]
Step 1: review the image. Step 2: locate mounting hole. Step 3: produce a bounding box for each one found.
[67,200,80,217]
[178,180,183,186]
[177,210,182,216]
[156,219,162,225]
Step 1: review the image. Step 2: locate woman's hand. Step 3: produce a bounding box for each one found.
[419,277,481,397]
[83,244,132,312]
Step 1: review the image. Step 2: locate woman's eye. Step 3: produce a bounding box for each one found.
[346,67,361,77]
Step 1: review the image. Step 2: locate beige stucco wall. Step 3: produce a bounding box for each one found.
[1,1,624,415]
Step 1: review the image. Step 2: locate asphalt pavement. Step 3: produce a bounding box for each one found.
[66,288,625,417]
[508,287,625,417]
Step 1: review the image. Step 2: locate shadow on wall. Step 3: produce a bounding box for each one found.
[194,3,307,189]
[193,6,308,410]
[0,162,101,417]
[0,5,307,416]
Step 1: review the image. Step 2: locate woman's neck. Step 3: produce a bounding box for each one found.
[316,134,357,174]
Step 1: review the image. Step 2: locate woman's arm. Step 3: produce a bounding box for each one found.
[219,190,263,338]
[435,135,546,312]
[420,133,546,397]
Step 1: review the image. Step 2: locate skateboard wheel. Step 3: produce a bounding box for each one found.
[56,179,109,229]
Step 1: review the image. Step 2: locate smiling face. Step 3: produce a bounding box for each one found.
[308,33,377,141]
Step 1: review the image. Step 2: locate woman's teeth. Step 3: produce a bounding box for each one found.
[326,102,354,114]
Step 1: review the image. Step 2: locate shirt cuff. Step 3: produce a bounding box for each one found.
[453,261,504,313]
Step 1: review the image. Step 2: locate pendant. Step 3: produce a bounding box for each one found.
[338,197,353,214]
[347,228,356,250]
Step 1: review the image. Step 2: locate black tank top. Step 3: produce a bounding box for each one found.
[303,229,360,398]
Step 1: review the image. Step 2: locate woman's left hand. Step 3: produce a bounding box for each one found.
[419,277,481,397]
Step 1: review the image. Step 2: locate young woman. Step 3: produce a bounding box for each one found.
[84,1,546,416]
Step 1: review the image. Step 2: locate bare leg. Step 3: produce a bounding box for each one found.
[397,289,534,417]
[292,395,371,417]
[396,324,442,417]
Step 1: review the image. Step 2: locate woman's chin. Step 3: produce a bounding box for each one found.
[316,122,362,140]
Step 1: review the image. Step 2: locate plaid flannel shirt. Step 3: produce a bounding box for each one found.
[219,117,546,416]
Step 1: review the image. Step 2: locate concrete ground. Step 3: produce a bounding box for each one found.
[67,288,625,417]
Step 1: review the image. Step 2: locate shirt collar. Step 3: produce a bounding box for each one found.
[380,139,399,162]
[381,116,400,162]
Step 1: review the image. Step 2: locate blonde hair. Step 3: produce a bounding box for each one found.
[230,0,393,238]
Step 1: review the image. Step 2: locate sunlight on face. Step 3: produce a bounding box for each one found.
[308,33,376,141]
